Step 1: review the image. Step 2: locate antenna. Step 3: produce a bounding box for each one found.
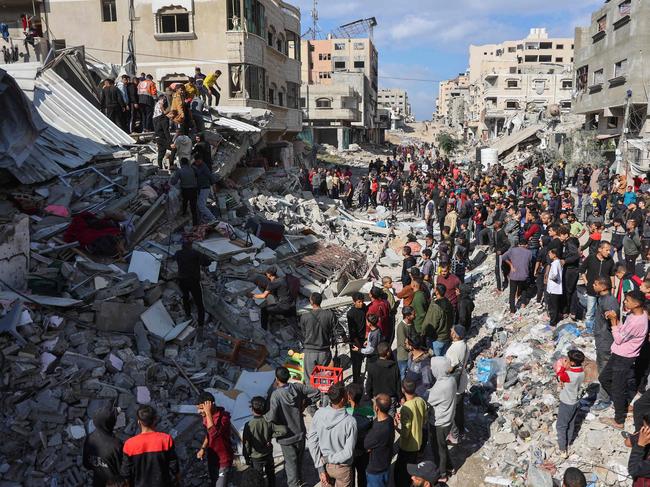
[311,0,318,40]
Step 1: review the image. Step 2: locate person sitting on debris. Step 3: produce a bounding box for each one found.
[243,395,287,487]
[174,238,210,331]
[82,407,124,487]
[555,349,585,457]
[196,392,233,487]
[265,367,320,487]
[301,292,337,384]
[121,406,180,487]
[170,157,199,226]
[562,467,587,487]
[253,266,296,331]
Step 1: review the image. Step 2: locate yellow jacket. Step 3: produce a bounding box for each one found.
[203,72,219,89]
[184,82,199,98]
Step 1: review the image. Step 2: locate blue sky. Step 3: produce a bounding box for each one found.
[292,0,603,120]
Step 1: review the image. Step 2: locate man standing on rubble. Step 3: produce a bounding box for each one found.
[170,157,199,226]
[82,407,124,487]
[193,153,218,224]
[301,292,337,383]
[137,74,157,132]
[174,238,210,333]
[254,266,296,331]
[99,78,126,129]
[266,366,320,487]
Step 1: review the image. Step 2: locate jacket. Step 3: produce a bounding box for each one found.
[623,230,642,257]
[301,308,337,351]
[170,164,197,189]
[203,408,234,468]
[347,304,368,347]
[121,431,179,487]
[411,290,428,334]
[406,353,433,399]
[193,161,217,189]
[422,297,453,342]
[445,340,469,393]
[100,86,126,110]
[629,439,650,483]
[137,79,157,104]
[427,357,457,427]
[265,383,320,445]
[82,408,124,487]
[307,406,357,472]
[579,254,615,297]
[243,416,287,461]
[365,358,401,399]
[556,366,584,405]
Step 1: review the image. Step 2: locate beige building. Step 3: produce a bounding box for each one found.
[378,88,412,120]
[436,74,470,132]
[300,36,382,146]
[43,0,303,139]
[574,0,650,138]
[466,28,574,140]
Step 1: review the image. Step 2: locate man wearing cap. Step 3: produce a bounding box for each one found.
[408,461,440,486]
[599,289,649,429]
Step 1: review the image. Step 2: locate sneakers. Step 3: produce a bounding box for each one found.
[591,401,612,412]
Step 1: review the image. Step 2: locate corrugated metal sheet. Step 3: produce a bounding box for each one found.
[211,116,261,133]
[0,63,133,184]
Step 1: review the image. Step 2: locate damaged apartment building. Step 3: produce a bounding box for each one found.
[300,18,387,150]
[36,0,303,143]
[436,28,576,142]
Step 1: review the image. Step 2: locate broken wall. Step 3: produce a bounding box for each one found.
[0,214,30,290]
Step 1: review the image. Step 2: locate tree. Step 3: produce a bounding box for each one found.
[437,133,460,156]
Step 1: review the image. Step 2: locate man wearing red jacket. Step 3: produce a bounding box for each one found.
[368,287,390,339]
[197,392,233,487]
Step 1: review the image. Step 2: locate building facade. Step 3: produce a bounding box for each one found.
[463,28,574,141]
[573,0,650,138]
[436,74,470,132]
[44,0,303,139]
[301,36,382,146]
[378,88,412,120]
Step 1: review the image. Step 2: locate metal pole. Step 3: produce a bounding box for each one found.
[620,90,632,180]
[120,35,124,66]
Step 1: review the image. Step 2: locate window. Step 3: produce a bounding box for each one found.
[524,55,538,62]
[508,47,516,53]
[506,79,519,88]
[334,43,346,50]
[509,67,517,74]
[540,42,552,49]
[619,0,631,15]
[244,0,265,37]
[539,55,552,62]
[276,34,285,54]
[353,61,365,69]
[287,31,300,61]
[562,80,573,89]
[268,85,276,105]
[318,53,331,61]
[299,97,306,108]
[157,8,190,34]
[607,116,618,129]
[101,0,117,22]
[593,69,604,84]
[597,15,607,32]
[287,82,299,109]
[560,101,572,109]
[267,26,275,46]
[556,57,564,63]
[517,44,523,50]
[318,72,331,79]
[505,101,519,109]
[615,59,628,78]
[278,89,284,107]
[316,98,331,108]
[334,61,346,69]
[227,0,242,30]
[576,65,589,91]
[353,42,364,50]
[556,44,564,49]
[229,64,266,101]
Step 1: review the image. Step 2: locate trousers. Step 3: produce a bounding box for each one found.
[181,188,199,226]
[599,353,636,424]
[325,464,353,487]
[508,280,527,313]
[178,278,205,327]
[595,348,611,403]
[303,349,332,383]
[251,456,275,487]
[431,423,453,475]
[556,401,579,451]
[280,440,304,487]
[547,293,562,326]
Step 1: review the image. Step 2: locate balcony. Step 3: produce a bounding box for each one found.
[592,30,606,43]
[608,75,626,87]
[225,30,266,65]
[306,107,361,122]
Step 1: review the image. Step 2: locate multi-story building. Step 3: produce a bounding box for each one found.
[301,36,382,146]
[574,0,650,138]
[378,88,412,120]
[436,74,470,132]
[43,0,303,140]
[466,28,574,141]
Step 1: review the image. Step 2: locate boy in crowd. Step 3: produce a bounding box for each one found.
[243,396,287,487]
[363,394,395,487]
[352,314,381,365]
[365,342,401,414]
[394,378,428,486]
[555,349,585,456]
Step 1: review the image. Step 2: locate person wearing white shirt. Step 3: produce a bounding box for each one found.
[445,325,469,444]
[546,248,563,327]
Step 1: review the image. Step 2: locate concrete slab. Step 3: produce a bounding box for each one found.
[0,291,82,307]
[94,301,146,333]
[128,250,162,283]
[337,278,368,297]
[140,300,191,342]
[196,238,256,261]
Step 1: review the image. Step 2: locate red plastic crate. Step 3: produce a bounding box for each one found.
[309,365,343,392]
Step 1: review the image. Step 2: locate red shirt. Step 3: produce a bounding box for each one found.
[437,274,461,308]
[367,298,390,338]
[203,408,233,468]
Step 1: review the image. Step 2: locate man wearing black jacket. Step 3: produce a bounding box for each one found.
[579,241,615,330]
[82,407,124,487]
[99,78,126,128]
[559,227,581,317]
[365,342,401,409]
[300,292,337,383]
[364,393,395,486]
[494,220,511,291]
[348,292,368,384]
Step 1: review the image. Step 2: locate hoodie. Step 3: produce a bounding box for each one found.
[365,358,402,399]
[265,383,321,445]
[406,352,433,399]
[427,357,457,427]
[307,406,358,473]
[82,408,124,487]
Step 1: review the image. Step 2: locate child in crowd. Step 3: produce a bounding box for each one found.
[394,378,428,487]
[353,314,381,365]
[555,349,585,457]
[546,248,563,327]
[242,396,287,487]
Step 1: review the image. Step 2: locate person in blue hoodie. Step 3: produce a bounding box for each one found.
[307,382,358,486]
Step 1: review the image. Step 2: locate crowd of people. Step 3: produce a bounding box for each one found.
[81,139,650,486]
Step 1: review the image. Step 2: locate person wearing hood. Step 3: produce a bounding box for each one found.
[82,407,124,487]
[307,382,358,486]
[265,367,320,487]
[405,335,433,399]
[445,326,470,445]
[428,356,457,482]
[365,342,402,411]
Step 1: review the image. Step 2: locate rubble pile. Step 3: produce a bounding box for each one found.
[456,254,631,487]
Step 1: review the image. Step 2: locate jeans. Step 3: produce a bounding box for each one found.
[198,187,214,223]
[430,340,450,357]
[251,457,275,487]
[585,295,598,329]
[599,353,636,424]
[398,360,408,379]
[556,401,579,451]
[280,440,304,487]
[595,348,611,403]
[366,470,389,487]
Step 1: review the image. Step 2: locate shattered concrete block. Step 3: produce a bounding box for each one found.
[60,351,104,371]
[66,424,86,440]
[107,353,124,372]
[255,247,277,264]
[136,386,151,405]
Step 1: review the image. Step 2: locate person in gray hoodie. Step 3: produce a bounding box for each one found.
[307,382,358,487]
[427,356,457,482]
[170,157,198,226]
[265,367,320,487]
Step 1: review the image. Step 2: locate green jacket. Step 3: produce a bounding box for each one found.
[411,291,428,334]
[422,297,453,342]
[243,416,288,460]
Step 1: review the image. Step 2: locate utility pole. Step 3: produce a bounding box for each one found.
[311,0,318,40]
[619,89,632,181]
